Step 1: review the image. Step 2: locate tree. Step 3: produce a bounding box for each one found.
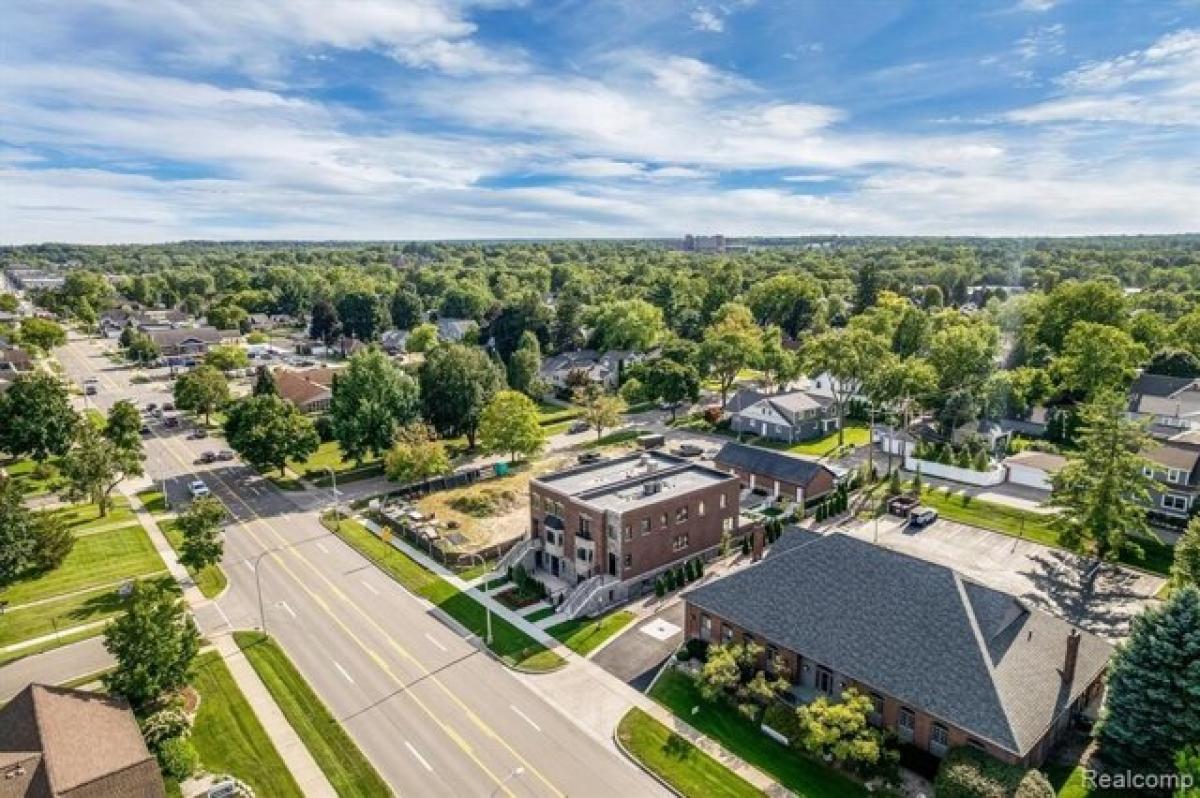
[868,356,937,428]
[794,689,890,773]
[1171,518,1200,590]
[745,274,822,338]
[17,317,66,353]
[406,322,439,353]
[204,344,249,373]
[0,292,17,312]
[337,290,389,342]
[103,582,201,709]
[1147,349,1200,378]
[309,299,340,345]
[697,642,756,701]
[1036,280,1127,353]
[0,479,39,584]
[61,422,144,517]
[892,305,932,358]
[854,261,881,313]
[507,331,544,398]
[1097,586,1200,774]
[125,331,160,364]
[105,400,143,454]
[589,299,665,351]
[1049,392,1156,561]
[803,328,889,446]
[700,303,762,408]
[384,424,451,483]
[176,497,225,573]
[173,365,229,425]
[759,326,802,392]
[1173,309,1200,359]
[251,365,277,396]
[479,390,546,462]
[1052,322,1146,399]
[205,303,247,331]
[330,347,420,464]
[418,343,505,449]
[31,516,73,572]
[643,358,700,421]
[224,394,319,475]
[576,386,627,442]
[929,322,999,391]
[390,287,424,330]
[0,372,78,461]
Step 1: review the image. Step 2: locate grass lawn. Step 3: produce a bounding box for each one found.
[190,651,304,798]
[311,463,383,488]
[523,606,556,623]
[159,519,228,599]
[454,559,496,582]
[233,633,390,798]
[266,472,307,492]
[0,523,168,606]
[651,670,865,798]
[537,402,582,425]
[0,624,112,667]
[584,429,642,448]
[136,487,169,515]
[38,497,135,533]
[1,456,66,496]
[322,513,565,672]
[0,575,176,650]
[617,708,764,798]
[547,610,636,657]
[783,423,871,457]
[289,440,379,480]
[915,487,1173,576]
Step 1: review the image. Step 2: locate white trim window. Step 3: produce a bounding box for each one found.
[897,707,915,742]
[1162,493,1190,513]
[1166,468,1185,485]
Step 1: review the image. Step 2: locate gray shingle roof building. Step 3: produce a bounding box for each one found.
[683,533,1113,763]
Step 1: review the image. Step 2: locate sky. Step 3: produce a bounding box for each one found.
[1,0,1199,243]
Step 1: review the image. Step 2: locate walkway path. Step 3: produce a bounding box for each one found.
[1,618,112,654]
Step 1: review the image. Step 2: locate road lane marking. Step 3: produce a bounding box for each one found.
[316,542,329,554]
[278,600,297,619]
[424,633,447,652]
[334,660,355,684]
[405,741,434,772]
[243,560,255,574]
[510,705,541,733]
[362,580,380,595]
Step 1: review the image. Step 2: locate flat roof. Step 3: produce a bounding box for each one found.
[534,451,733,512]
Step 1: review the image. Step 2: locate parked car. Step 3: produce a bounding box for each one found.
[197,451,218,464]
[908,506,939,528]
[189,480,210,499]
[567,420,590,434]
[139,425,152,436]
[144,402,158,412]
[188,429,209,440]
[217,450,235,461]
[164,415,180,428]
[577,451,604,464]
[674,443,704,457]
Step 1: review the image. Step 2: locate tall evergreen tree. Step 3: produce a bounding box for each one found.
[507,331,543,397]
[1172,518,1200,590]
[1097,587,1200,774]
[252,365,277,396]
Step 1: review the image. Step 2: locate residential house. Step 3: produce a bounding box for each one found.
[683,533,1112,767]
[524,452,739,615]
[540,350,645,392]
[274,367,339,413]
[4,268,65,292]
[380,329,409,354]
[0,346,34,375]
[0,683,166,797]
[727,389,838,443]
[952,419,1013,455]
[1144,438,1200,522]
[147,326,236,358]
[712,441,841,507]
[1003,450,1068,491]
[435,317,477,343]
[1128,373,1200,439]
[723,387,768,414]
[999,406,1051,438]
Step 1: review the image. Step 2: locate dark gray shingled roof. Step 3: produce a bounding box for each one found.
[683,533,1113,757]
[713,441,832,488]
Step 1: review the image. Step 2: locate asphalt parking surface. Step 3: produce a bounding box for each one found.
[592,601,685,692]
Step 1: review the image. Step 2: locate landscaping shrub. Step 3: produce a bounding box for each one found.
[956,448,973,469]
[937,444,953,465]
[761,702,800,742]
[973,449,990,472]
[694,557,704,577]
[140,707,191,751]
[685,638,709,661]
[157,736,200,781]
[1014,770,1055,798]
[675,647,690,662]
[703,405,724,425]
[654,577,665,598]
[314,415,335,443]
[934,746,1028,798]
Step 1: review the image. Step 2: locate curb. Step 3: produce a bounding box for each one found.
[612,712,685,798]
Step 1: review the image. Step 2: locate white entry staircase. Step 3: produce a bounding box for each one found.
[557,574,618,620]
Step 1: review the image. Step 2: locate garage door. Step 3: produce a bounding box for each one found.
[1007,464,1050,491]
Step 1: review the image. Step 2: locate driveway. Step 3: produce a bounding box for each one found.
[592,602,685,692]
[837,517,1164,642]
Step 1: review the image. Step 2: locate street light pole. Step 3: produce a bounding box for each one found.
[326,466,340,529]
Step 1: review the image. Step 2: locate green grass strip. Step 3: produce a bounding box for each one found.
[618,708,764,798]
[547,610,636,657]
[159,519,228,599]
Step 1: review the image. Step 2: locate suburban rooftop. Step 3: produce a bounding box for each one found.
[533,451,733,512]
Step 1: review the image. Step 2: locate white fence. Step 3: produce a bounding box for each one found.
[904,455,1006,487]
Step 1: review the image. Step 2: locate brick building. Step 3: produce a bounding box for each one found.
[713,441,841,507]
[683,532,1112,767]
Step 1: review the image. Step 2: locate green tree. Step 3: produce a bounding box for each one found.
[0,479,39,584]
[744,274,822,338]
[418,343,505,448]
[103,582,201,709]
[0,292,18,312]
[589,299,665,351]
[1036,280,1127,353]
[1049,392,1156,561]
[53,271,113,323]
[794,689,890,773]
[929,322,999,391]
[390,287,424,330]
[205,303,247,331]
[700,303,762,407]
[643,358,700,421]
[0,372,78,461]
[803,328,889,446]
[125,331,160,364]
[204,344,249,372]
[1097,586,1200,774]
[892,305,932,358]
[406,322,439,353]
[336,290,389,342]
[224,394,319,475]
[251,365,277,396]
[309,299,340,345]
[758,325,802,392]
[1173,309,1200,359]
[854,261,881,313]
[104,400,143,454]
[1171,518,1200,591]
[479,390,546,462]
[576,386,627,442]
[61,422,144,516]
[507,331,544,398]
[17,317,66,353]
[1052,322,1146,399]
[1147,349,1200,378]
[384,424,451,483]
[330,347,420,464]
[173,365,229,425]
[176,496,225,572]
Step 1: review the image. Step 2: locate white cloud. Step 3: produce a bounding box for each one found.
[1016,24,1065,60]
[1017,0,1060,11]
[648,56,752,100]
[690,8,724,33]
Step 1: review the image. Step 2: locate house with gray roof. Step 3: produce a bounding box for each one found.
[713,441,841,506]
[683,533,1112,767]
[728,389,838,443]
[1128,373,1200,439]
[1144,438,1200,522]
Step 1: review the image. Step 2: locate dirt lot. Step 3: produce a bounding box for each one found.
[415,452,575,552]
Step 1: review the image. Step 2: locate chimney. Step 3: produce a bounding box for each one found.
[1062,628,1081,684]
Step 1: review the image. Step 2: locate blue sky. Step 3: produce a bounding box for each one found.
[2,0,1198,242]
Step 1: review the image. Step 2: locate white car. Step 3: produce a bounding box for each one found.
[189,480,211,499]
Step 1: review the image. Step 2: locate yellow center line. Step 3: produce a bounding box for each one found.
[150,428,528,797]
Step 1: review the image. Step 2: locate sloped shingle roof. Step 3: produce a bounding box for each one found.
[713,441,832,488]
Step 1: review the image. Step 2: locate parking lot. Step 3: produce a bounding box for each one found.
[591,601,685,691]
[836,516,1165,641]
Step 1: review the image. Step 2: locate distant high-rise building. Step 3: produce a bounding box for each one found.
[682,234,726,252]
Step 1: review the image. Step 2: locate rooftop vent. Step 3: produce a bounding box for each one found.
[643,480,663,496]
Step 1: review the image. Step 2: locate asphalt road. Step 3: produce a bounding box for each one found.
[26,335,665,798]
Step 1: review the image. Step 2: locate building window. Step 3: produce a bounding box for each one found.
[660,513,668,528]
[700,614,711,641]
[672,533,689,551]
[719,493,727,509]
[675,507,689,524]
[723,518,734,533]
[1143,466,1155,478]
[815,667,833,695]
[579,516,591,537]
[698,500,706,517]
[722,626,733,643]
[897,707,915,742]
[623,553,632,570]
[869,692,884,724]
[640,517,651,535]
[1163,493,1189,512]
[1167,468,1184,484]
[930,723,950,757]
[624,525,633,542]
